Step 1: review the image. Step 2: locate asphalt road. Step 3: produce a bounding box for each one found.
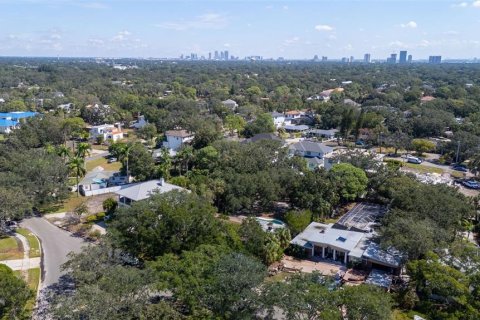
[21,217,85,288]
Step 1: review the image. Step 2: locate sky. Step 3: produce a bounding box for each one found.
[0,0,479,60]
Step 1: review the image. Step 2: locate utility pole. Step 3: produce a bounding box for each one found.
[455,141,461,164]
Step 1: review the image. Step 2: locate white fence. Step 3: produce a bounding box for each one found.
[82,186,122,197]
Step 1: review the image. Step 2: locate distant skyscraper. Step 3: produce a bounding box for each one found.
[341,57,348,63]
[313,54,319,61]
[429,56,442,64]
[387,53,397,64]
[322,56,328,61]
[399,51,407,64]
[350,56,354,63]
[220,51,225,60]
[214,51,219,59]
[364,53,371,63]
[407,54,412,63]
[224,50,229,60]
[208,52,212,60]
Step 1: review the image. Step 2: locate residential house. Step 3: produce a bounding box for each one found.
[0,111,37,134]
[306,129,339,140]
[284,110,304,124]
[289,141,333,158]
[89,124,124,142]
[115,178,186,206]
[57,103,74,113]
[53,91,65,98]
[131,115,148,129]
[343,99,361,107]
[163,129,194,151]
[271,111,286,128]
[290,203,402,275]
[284,125,310,133]
[420,96,436,104]
[222,99,238,111]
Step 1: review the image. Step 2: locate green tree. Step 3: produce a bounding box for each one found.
[0,265,32,319]
[284,210,312,236]
[224,114,246,136]
[411,138,435,155]
[329,163,368,202]
[341,285,393,320]
[242,113,275,138]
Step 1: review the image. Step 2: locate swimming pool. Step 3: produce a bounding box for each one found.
[256,217,286,232]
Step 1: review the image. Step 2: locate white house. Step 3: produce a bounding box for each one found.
[115,178,186,206]
[57,103,74,113]
[290,203,401,275]
[222,99,238,110]
[132,115,148,129]
[271,111,286,128]
[289,141,333,158]
[89,124,124,142]
[163,129,194,151]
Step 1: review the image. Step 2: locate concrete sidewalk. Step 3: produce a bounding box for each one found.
[0,257,41,270]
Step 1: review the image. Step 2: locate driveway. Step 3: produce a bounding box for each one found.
[21,217,85,288]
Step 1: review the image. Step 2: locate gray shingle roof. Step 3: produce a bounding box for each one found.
[289,141,333,154]
[115,179,186,202]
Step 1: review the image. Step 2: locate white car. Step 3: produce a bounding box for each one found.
[406,156,422,164]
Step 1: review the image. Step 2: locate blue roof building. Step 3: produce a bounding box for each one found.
[0,111,37,134]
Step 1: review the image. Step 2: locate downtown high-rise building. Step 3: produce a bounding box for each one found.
[407,54,413,63]
[429,56,442,64]
[214,51,219,59]
[224,50,229,60]
[387,53,397,64]
[364,53,371,63]
[208,52,212,60]
[399,51,407,64]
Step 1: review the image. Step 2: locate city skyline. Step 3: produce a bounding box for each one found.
[0,0,479,59]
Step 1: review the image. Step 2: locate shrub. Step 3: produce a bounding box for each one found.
[102,198,118,215]
[86,215,97,223]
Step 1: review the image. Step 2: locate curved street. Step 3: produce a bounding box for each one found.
[21,217,85,288]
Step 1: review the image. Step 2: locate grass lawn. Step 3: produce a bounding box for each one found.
[403,162,444,174]
[0,236,23,260]
[16,228,41,258]
[86,157,122,171]
[14,268,41,317]
[47,193,86,214]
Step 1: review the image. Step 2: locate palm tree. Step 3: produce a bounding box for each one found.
[68,156,86,197]
[56,145,71,163]
[76,142,91,159]
[117,143,133,178]
[44,143,56,155]
[177,145,194,175]
[157,148,172,179]
[468,153,480,176]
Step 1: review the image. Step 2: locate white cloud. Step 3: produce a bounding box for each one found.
[112,30,131,42]
[400,21,417,28]
[155,13,227,31]
[283,36,300,46]
[473,1,480,7]
[451,2,468,7]
[314,24,334,32]
[223,43,231,47]
[328,34,337,40]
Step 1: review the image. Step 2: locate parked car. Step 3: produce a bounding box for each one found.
[108,157,118,163]
[452,165,468,172]
[406,156,423,164]
[462,180,480,189]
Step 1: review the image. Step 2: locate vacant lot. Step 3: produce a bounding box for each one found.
[86,157,122,171]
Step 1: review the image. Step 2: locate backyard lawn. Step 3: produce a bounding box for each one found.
[48,194,86,213]
[86,157,122,171]
[16,228,41,258]
[403,162,444,174]
[0,236,23,260]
